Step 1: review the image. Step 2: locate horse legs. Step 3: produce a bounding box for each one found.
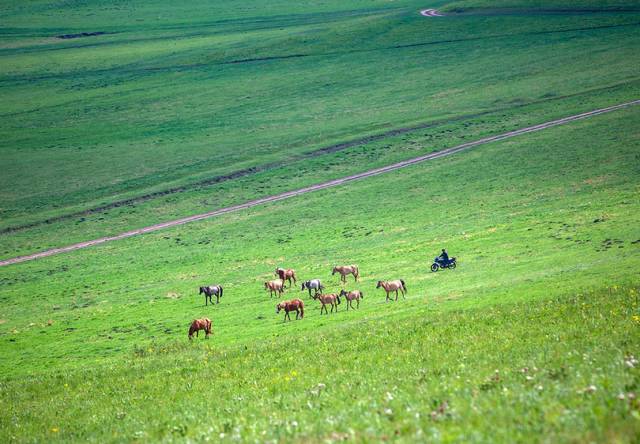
[395,290,399,301]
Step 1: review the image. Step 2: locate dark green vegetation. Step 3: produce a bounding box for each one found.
[1,0,640,441]
[1,0,640,258]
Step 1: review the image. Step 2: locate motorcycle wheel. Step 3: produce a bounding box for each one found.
[449,262,457,270]
[431,263,439,272]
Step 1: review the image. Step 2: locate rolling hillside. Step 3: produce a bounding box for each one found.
[1,0,639,442]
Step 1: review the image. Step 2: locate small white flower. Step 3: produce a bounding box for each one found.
[618,393,626,400]
[383,408,393,416]
[385,392,394,402]
[536,385,543,391]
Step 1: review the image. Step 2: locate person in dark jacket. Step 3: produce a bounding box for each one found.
[438,249,449,265]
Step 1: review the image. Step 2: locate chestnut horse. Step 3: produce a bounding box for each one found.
[275,268,297,288]
[276,299,304,321]
[199,285,223,305]
[339,289,363,310]
[332,265,359,283]
[376,280,407,301]
[312,293,341,314]
[265,279,285,298]
[188,318,212,339]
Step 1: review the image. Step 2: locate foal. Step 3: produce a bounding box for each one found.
[199,285,223,305]
[188,318,212,340]
[265,280,285,298]
[332,265,359,283]
[376,280,407,302]
[339,289,363,310]
[313,293,341,314]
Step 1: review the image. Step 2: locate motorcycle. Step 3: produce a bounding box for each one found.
[431,256,456,272]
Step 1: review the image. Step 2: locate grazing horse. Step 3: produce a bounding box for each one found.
[376,280,407,301]
[276,299,304,321]
[301,279,324,297]
[339,289,363,310]
[275,268,297,288]
[265,280,285,298]
[332,265,359,283]
[188,318,212,339]
[199,285,223,305]
[312,293,341,314]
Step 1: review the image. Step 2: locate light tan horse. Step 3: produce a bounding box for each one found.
[332,265,359,283]
[376,280,407,301]
[276,299,304,321]
[188,318,212,339]
[339,289,363,310]
[265,279,285,298]
[275,268,297,288]
[312,293,341,314]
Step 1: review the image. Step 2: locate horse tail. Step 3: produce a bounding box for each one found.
[300,302,304,318]
[219,286,223,298]
[360,290,364,299]
[354,265,359,280]
[401,279,407,293]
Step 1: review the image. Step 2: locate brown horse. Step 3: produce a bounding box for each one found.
[188,318,212,339]
[339,289,363,310]
[276,299,304,321]
[312,293,341,314]
[275,268,297,288]
[332,265,359,283]
[265,279,285,298]
[376,280,407,301]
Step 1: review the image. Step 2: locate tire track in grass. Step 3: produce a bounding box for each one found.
[1,99,638,267]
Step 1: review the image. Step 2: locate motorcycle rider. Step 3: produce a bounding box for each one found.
[438,249,449,265]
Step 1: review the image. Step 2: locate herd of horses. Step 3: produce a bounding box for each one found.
[188,265,407,339]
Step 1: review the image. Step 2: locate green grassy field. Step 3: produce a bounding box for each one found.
[1,0,640,442]
[1,0,640,258]
[1,103,639,441]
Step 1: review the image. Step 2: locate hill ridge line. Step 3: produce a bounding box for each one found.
[1,98,638,268]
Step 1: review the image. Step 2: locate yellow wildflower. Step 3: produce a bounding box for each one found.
[51,427,59,433]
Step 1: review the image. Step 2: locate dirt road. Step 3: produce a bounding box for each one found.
[1,99,638,268]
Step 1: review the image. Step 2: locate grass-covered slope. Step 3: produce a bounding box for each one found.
[1,104,639,441]
[1,0,639,256]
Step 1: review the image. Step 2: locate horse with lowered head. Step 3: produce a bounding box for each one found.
[312,293,341,314]
[275,268,297,288]
[188,318,212,340]
[265,279,285,298]
[301,279,324,297]
[339,289,363,310]
[332,265,359,283]
[376,280,407,302]
[276,299,304,321]
[199,285,223,305]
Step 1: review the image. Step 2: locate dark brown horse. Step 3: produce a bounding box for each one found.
[276,299,304,321]
[199,285,223,305]
[275,268,297,288]
[188,318,212,339]
[312,293,341,314]
[339,289,363,310]
[265,280,285,298]
[376,280,407,302]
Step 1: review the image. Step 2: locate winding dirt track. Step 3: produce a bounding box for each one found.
[420,9,444,17]
[1,99,638,268]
